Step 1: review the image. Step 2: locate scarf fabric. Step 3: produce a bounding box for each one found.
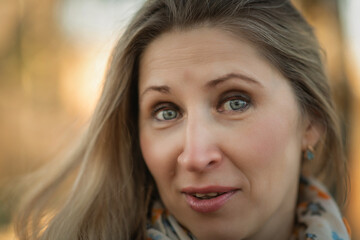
[146,177,351,240]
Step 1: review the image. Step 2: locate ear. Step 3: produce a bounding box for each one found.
[301,117,325,150]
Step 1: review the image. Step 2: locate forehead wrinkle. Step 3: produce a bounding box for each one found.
[141,32,234,73]
[143,50,227,73]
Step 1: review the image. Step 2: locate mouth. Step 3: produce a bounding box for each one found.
[181,186,240,213]
[191,192,227,199]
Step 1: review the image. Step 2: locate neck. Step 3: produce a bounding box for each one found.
[247,212,295,240]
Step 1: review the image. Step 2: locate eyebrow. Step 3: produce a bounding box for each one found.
[139,72,262,99]
[140,85,171,100]
[205,72,263,89]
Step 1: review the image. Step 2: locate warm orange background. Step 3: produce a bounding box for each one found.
[0,0,359,238]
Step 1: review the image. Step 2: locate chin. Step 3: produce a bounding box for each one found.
[191,229,248,240]
[183,217,253,240]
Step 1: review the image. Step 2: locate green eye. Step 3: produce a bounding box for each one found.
[224,99,248,111]
[219,93,251,113]
[155,108,178,121]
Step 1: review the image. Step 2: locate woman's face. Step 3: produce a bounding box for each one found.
[138,27,317,240]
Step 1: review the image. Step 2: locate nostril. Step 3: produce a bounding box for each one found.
[205,154,222,168]
[208,160,217,166]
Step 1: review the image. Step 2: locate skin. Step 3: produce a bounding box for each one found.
[138,27,321,240]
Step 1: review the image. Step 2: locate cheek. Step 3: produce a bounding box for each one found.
[251,117,298,162]
[227,111,302,186]
[139,128,180,183]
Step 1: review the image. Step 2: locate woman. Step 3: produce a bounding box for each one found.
[15,0,350,239]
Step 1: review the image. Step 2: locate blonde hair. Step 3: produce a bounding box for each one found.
[15,0,348,239]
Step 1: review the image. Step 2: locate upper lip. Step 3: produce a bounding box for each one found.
[181,186,240,194]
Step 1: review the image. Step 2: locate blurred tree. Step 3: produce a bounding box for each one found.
[293,0,357,238]
[0,0,66,229]
[0,0,65,178]
[293,0,352,150]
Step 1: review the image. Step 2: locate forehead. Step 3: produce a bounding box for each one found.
[141,27,250,63]
[138,27,282,91]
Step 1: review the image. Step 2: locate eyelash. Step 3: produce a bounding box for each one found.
[151,92,252,121]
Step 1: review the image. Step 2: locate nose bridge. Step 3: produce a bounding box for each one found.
[178,107,222,171]
[185,111,209,150]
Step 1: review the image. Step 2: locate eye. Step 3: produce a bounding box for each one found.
[224,98,248,111]
[156,109,178,120]
[218,94,251,113]
[153,103,180,121]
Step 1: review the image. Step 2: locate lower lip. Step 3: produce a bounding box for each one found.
[184,190,238,213]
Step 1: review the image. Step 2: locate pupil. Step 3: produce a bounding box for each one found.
[230,99,246,110]
[163,110,176,120]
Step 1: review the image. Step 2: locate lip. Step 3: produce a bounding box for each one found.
[181,186,240,213]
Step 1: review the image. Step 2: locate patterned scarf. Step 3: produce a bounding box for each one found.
[146,177,351,240]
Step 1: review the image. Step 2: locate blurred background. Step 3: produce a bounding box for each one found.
[0,0,359,238]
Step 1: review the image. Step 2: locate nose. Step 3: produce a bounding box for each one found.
[177,114,223,172]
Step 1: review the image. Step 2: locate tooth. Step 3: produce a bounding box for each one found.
[207,192,218,197]
[194,193,206,198]
[193,192,221,198]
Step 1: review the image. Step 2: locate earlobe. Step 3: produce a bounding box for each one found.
[301,119,324,150]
